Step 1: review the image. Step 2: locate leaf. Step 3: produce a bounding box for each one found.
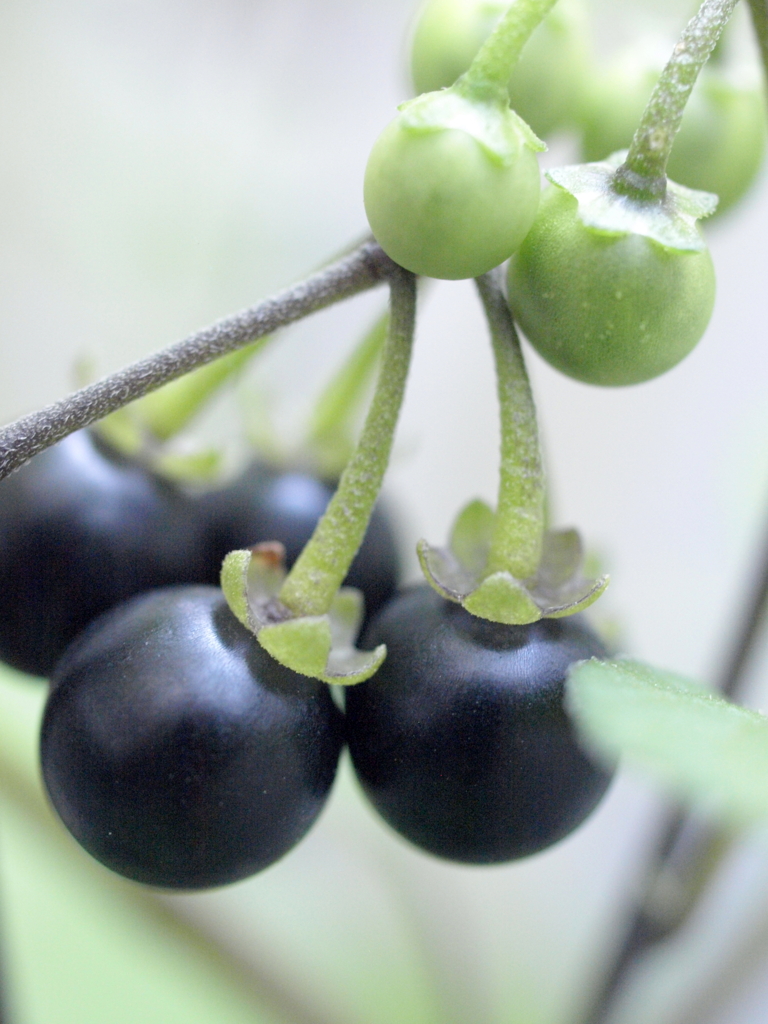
[152,448,223,483]
[567,659,768,827]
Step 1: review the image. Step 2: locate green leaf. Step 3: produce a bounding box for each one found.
[308,311,388,479]
[95,408,145,457]
[136,339,267,441]
[152,448,223,483]
[567,659,768,827]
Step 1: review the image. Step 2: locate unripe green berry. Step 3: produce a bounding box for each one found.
[507,185,716,386]
[364,113,540,280]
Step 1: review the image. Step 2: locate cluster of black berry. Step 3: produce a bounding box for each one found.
[0,428,392,888]
[0,426,611,890]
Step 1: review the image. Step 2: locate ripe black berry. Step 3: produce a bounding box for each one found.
[201,462,400,620]
[0,430,210,677]
[41,586,344,889]
[346,586,612,864]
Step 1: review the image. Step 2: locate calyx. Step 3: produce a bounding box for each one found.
[418,500,608,625]
[548,151,717,251]
[221,544,385,685]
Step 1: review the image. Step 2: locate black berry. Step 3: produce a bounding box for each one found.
[41,586,344,889]
[0,430,210,677]
[346,586,612,864]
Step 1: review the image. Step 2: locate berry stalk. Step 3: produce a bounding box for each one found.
[456,0,559,103]
[748,0,768,90]
[615,0,739,198]
[278,268,416,618]
[476,270,544,581]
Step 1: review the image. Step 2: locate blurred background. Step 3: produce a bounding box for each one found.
[2,0,768,1021]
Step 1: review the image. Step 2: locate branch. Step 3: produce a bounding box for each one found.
[0,240,397,481]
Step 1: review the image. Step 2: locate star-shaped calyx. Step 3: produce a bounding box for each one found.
[548,150,717,252]
[221,544,385,685]
[418,500,608,625]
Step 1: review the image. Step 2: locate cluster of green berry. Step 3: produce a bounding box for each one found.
[368,0,763,384]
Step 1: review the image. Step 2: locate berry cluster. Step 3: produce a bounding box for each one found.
[366,0,760,384]
[0,428,401,888]
[0,0,757,896]
[0,419,610,888]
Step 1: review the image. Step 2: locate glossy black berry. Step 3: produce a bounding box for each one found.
[41,586,344,889]
[201,462,400,620]
[346,586,612,864]
[0,430,210,677]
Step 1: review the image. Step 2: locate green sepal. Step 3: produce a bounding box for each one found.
[417,536,476,603]
[258,617,333,679]
[219,546,385,685]
[542,576,609,617]
[536,528,582,588]
[96,411,227,485]
[418,501,608,624]
[527,528,609,616]
[220,549,262,630]
[398,87,545,167]
[449,498,494,576]
[463,573,541,624]
[567,659,768,827]
[307,311,388,481]
[95,408,145,458]
[260,612,386,686]
[547,152,718,252]
[151,448,223,484]
[135,340,266,442]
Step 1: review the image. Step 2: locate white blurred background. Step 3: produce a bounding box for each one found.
[2,1,768,1022]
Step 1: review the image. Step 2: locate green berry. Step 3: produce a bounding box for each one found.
[507,184,716,387]
[364,97,541,280]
